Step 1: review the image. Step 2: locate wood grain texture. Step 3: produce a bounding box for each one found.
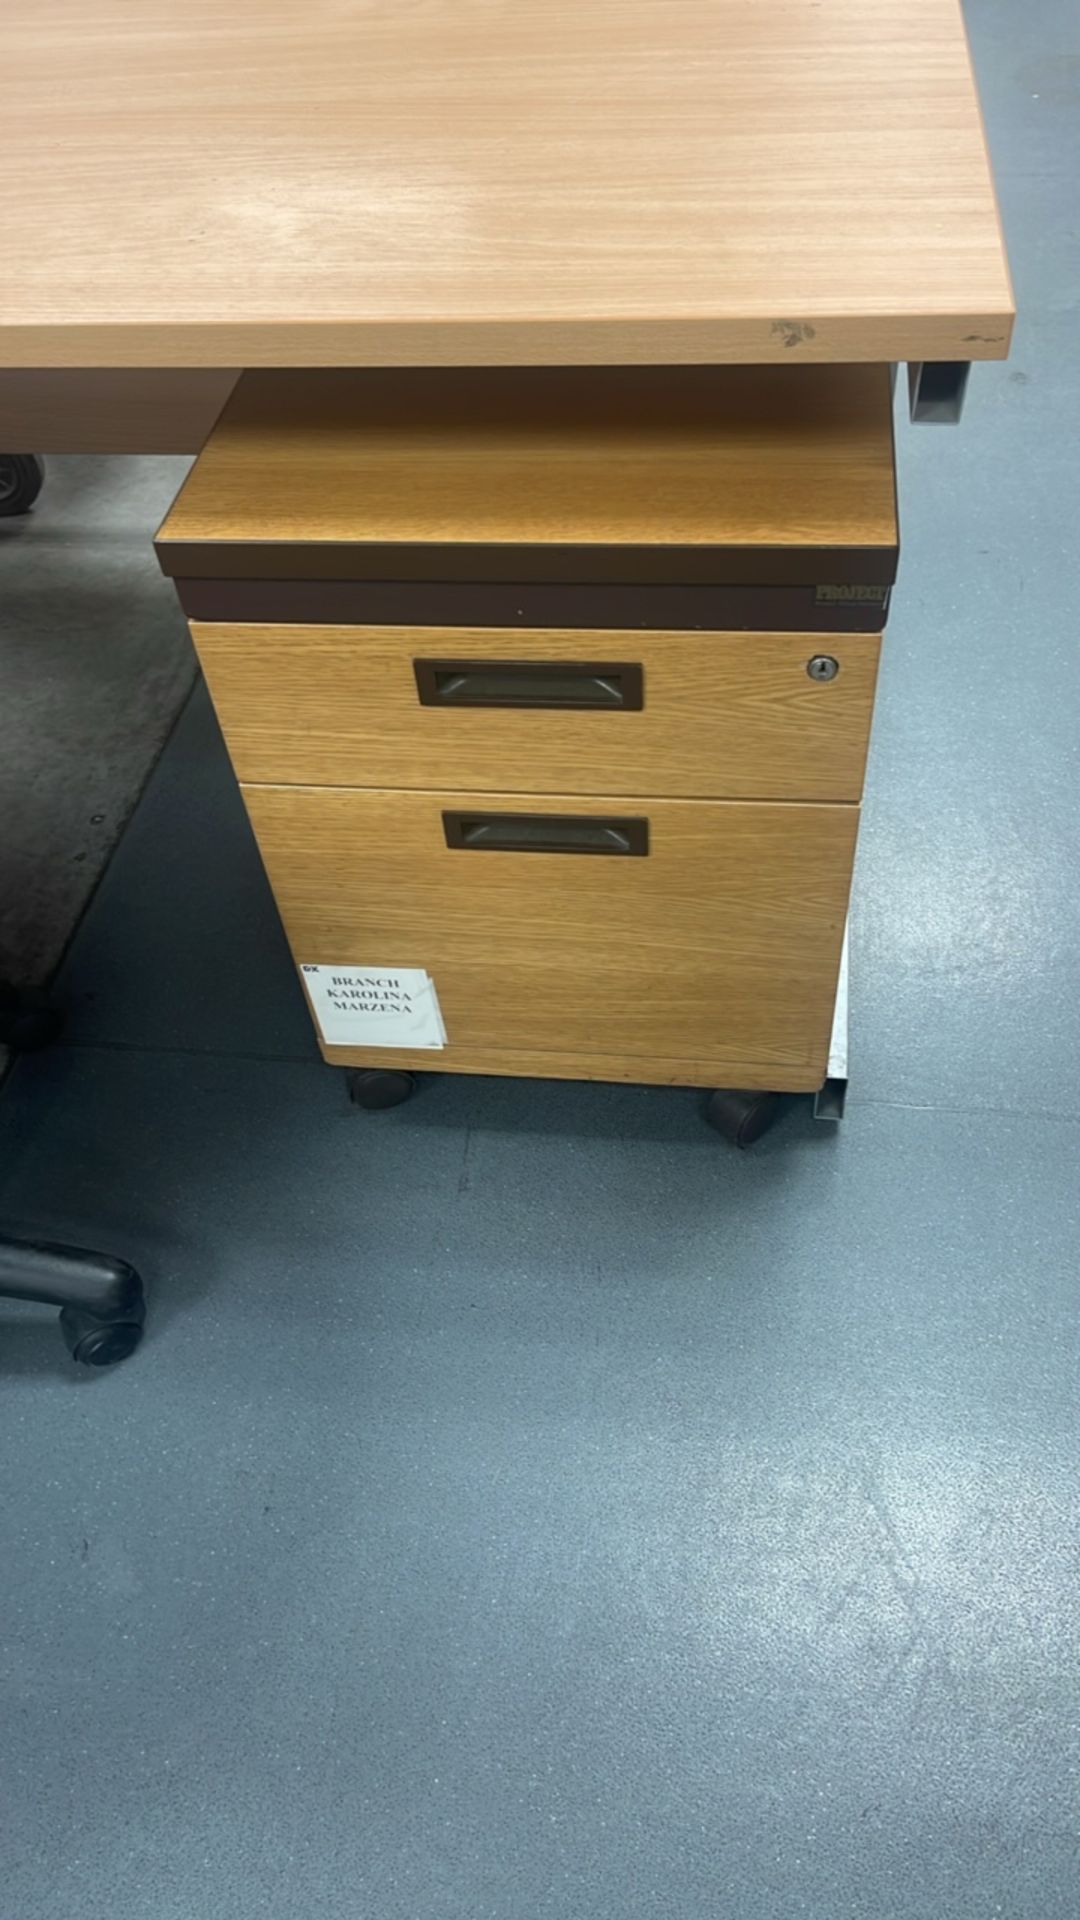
[157,366,897,578]
[242,784,859,1083]
[193,624,881,802]
[0,370,237,452]
[3,0,1011,369]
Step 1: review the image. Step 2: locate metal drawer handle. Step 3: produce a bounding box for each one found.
[415,659,644,710]
[443,811,649,856]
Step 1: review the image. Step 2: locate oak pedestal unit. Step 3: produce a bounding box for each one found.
[157,364,898,1142]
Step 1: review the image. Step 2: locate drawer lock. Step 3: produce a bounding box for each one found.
[807,654,840,682]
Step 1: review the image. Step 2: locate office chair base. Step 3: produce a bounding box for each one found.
[0,454,46,516]
[0,983,64,1050]
[0,1237,146,1366]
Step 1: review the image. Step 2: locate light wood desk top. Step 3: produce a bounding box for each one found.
[3,0,1010,370]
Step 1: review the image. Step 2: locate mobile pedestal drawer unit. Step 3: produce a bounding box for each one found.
[156,365,897,1145]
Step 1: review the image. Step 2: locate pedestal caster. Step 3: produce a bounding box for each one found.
[347,1068,417,1111]
[705,1088,788,1149]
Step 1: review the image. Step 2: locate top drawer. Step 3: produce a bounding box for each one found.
[192,622,879,802]
[156,365,898,628]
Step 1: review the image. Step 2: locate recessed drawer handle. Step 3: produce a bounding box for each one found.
[415,659,644,710]
[443,811,649,856]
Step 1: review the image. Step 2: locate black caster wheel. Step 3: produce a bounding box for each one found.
[705,1087,788,1149]
[0,983,64,1052]
[0,454,46,517]
[60,1306,144,1367]
[347,1068,416,1111]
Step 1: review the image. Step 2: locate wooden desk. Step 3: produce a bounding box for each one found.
[4,0,1011,376]
[2,1,1010,1136]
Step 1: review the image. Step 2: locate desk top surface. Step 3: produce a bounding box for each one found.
[3,0,1012,370]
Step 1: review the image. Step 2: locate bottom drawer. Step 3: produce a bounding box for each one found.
[242,785,859,1091]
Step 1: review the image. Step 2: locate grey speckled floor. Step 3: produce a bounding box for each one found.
[2,2,1080,1914]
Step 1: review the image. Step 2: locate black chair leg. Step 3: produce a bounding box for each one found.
[0,453,46,516]
[0,1238,146,1365]
[2,980,145,1365]
[0,980,63,1050]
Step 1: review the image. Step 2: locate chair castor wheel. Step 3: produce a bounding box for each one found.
[706,1087,787,1149]
[347,1068,417,1111]
[0,984,64,1052]
[0,454,46,517]
[60,1306,144,1367]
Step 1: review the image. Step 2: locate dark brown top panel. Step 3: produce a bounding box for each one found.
[176,577,891,634]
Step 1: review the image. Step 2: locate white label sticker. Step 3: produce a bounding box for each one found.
[300,965,446,1049]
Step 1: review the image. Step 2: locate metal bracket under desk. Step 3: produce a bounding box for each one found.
[907,361,971,423]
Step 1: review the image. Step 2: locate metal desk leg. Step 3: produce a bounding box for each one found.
[813,923,849,1123]
[907,362,971,423]
[707,924,849,1146]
